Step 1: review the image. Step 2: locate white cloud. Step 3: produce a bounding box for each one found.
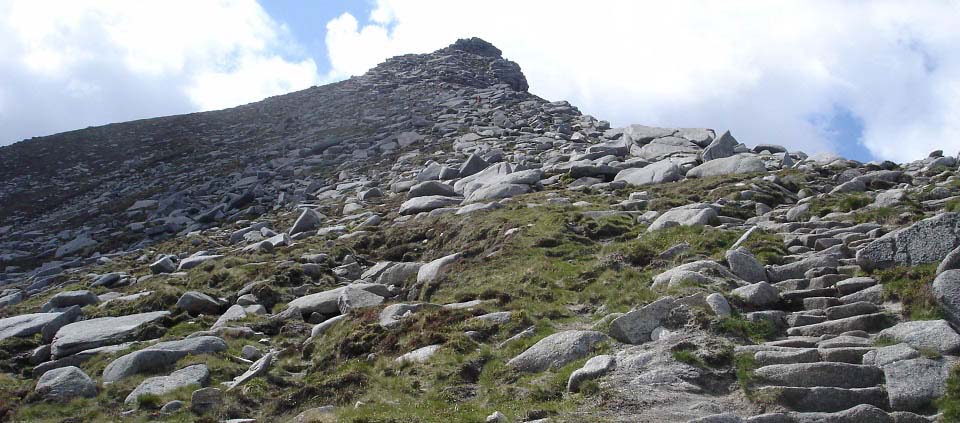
[0,0,319,144]
[322,0,960,162]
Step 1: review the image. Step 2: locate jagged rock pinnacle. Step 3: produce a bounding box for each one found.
[447,37,503,58]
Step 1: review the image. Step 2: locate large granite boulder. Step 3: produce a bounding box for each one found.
[857,213,960,271]
[508,330,607,373]
[50,311,170,358]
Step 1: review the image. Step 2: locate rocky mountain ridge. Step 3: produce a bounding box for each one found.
[2,38,960,422]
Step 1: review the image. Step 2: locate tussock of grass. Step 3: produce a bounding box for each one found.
[874,264,944,320]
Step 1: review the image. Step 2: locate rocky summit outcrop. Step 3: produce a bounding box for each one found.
[0,37,959,422]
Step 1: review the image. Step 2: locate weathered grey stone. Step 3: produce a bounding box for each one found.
[50,311,170,358]
[35,366,97,402]
[613,160,682,186]
[767,255,840,282]
[0,311,74,342]
[857,212,960,271]
[862,343,919,367]
[46,290,99,309]
[787,313,891,337]
[934,269,960,326]
[706,293,732,317]
[395,344,441,363]
[884,358,950,411]
[878,320,960,354]
[125,364,210,405]
[608,297,677,344]
[686,154,766,178]
[417,253,459,284]
[287,283,390,315]
[726,248,767,283]
[337,287,384,314]
[732,282,780,308]
[225,351,273,391]
[652,260,740,289]
[458,154,488,178]
[701,130,737,161]
[177,255,223,271]
[102,336,227,382]
[647,203,718,232]
[399,195,462,215]
[754,362,883,388]
[567,354,615,392]
[176,291,221,316]
[288,208,323,235]
[408,181,456,198]
[507,330,607,372]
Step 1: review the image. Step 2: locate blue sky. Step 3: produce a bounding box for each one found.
[259,1,372,74]
[2,1,959,163]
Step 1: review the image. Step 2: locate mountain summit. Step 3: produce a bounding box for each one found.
[1,38,960,422]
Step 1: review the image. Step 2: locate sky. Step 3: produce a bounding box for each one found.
[1,1,959,163]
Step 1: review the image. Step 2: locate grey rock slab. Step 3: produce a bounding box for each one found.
[700,130,738,161]
[933,269,960,327]
[211,304,246,329]
[862,343,919,367]
[706,293,732,318]
[176,291,221,316]
[47,290,99,309]
[753,362,883,388]
[287,283,390,315]
[51,311,170,358]
[125,364,210,405]
[102,336,227,382]
[878,320,960,354]
[732,282,780,308]
[0,311,72,341]
[567,354,615,392]
[399,195,462,215]
[337,287,384,314]
[786,313,891,337]
[417,253,460,284]
[686,154,766,178]
[613,160,682,187]
[288,208,323,235]
[726,248,768,283]
[361,262,422,286]
[408,181,456,198]
[647,203,718,232]
[395,344,441,363]
[857,212,960,271]
[507,330,607,373]
[225,351,273,391]
[884,357,950,411]
[35,366,97,402]
[608,297,677,344]
[177,255,223,271]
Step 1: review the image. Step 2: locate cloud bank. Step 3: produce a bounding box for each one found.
[324,0,960,162]
[0,0,319,145]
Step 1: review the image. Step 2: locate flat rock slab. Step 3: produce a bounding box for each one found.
[287,283,390,315]
[125,364,210,404]
[0,311,71,341]
[879,320,960,354]
[51,311,170,358]
[884,357,950,411]
[508,330,607,373]
[102,336,227,382]
[755,362,883,389]
[857,212,960,271]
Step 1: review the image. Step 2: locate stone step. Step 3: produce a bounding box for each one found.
[787,312,827,328]
[692,405,933,423]
[824,301,879,320]
[752,386,888,413]
[786,312,892,337]
[781,288,838,303]
[753,362,883,388]
[803,296,839,310]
